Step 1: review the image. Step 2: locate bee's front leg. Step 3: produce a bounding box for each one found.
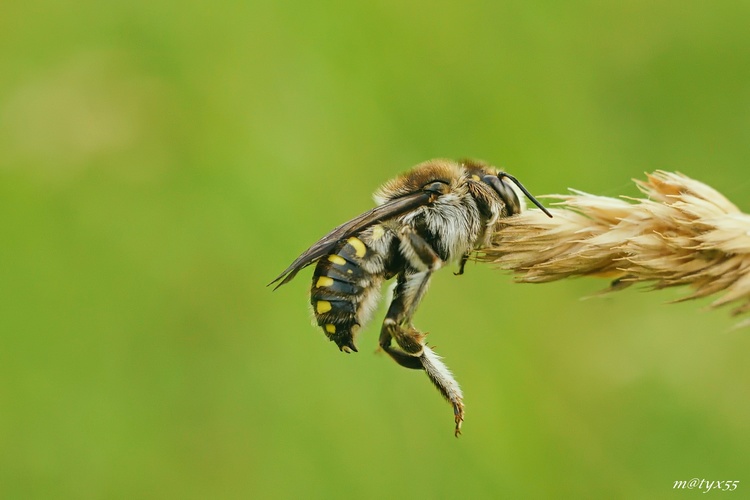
[454,252,470,276]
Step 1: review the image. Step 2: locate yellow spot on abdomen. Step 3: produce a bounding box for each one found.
[471,174,481,182]
[316,276,334,288]
[371,225,385,241]
[324,324,336,334]
[328,255,346,265]
[347,237,366,258]
[316,301,332,314]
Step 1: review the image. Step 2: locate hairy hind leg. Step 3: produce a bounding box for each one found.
[378,228,465,435]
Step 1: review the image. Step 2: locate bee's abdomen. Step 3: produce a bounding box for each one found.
[310,235,383,353]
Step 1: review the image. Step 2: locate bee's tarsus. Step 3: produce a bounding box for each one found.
[454,253,470,276]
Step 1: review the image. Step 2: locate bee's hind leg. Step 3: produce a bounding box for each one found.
[419,344,465,436]
[378,229,465,435]
[378,283,465,436]
[378,319,423,370]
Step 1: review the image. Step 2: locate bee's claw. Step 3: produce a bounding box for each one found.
[453,401,465,437]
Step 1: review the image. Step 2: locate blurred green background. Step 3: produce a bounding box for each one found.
[2,1,749,498]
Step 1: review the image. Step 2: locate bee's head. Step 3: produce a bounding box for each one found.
[461,159,552,219]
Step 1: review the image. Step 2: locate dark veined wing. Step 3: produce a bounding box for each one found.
[269,191,432,289]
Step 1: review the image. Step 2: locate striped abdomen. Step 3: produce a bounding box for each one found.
[310,233,386,352]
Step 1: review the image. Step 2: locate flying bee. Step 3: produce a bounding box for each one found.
[270,158,552,436]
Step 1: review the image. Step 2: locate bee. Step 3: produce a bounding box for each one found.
[270,159,551,436]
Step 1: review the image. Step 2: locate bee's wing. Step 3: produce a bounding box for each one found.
[269,191,431,289]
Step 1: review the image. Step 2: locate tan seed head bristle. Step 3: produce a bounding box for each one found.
[478,171,750,326]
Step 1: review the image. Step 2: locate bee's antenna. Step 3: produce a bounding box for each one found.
[499,173,553,218]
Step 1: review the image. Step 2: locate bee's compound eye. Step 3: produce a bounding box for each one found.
[423,181,450,195]
[482,175,521,215]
